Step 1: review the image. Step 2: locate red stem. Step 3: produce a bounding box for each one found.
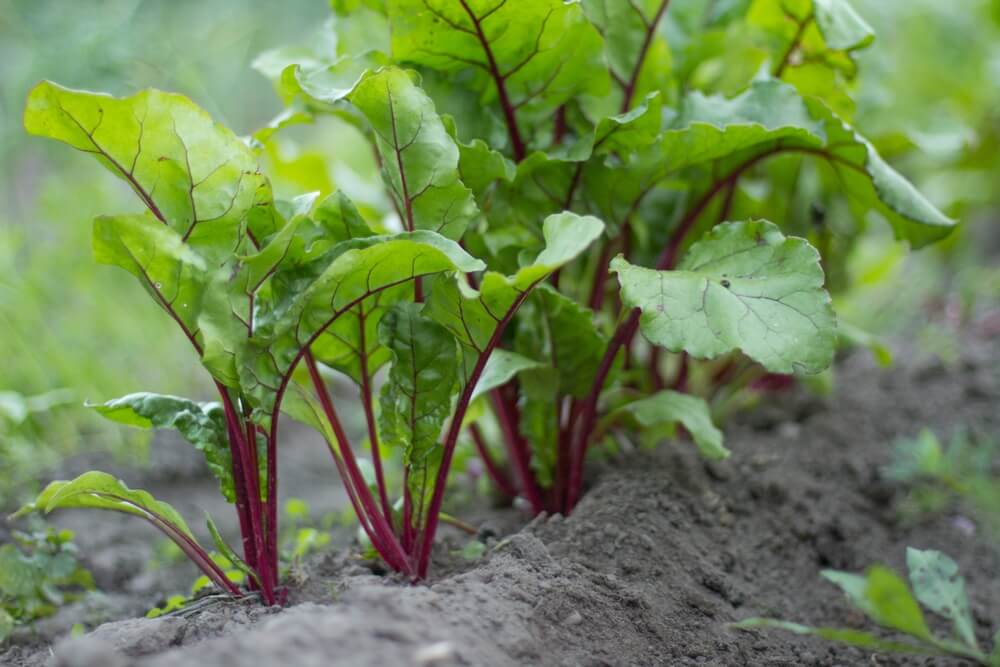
[620,0,672,112]
[415,287,536,577]
[565,147,794,510]
[357,306,394,525]
[468,422,517,498]
[304,351,412,574]
[490,390,545,513]
[457,0,526,161]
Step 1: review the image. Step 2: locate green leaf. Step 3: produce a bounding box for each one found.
[14,472,196,542]
[613,390,728,460]
[92,213,207,335]
[516,285,606,398]
[581,0,673,110]
[427,212,605,362]
[470,349,544,403]
[231,231,483,413]
[348,67,479,240]
[659,79,956,247]
[813,0,875,52]
[442,115,516,200]
[906,548,978,650]
[24,81,278,258]
[613,220,837,375]
[205,514,261,588]
[88,393,234,502]
[732,618,944,656]
[388,0,608,141]
[823,566,933,640]
[661,78,827,173]
[378,304,460,519]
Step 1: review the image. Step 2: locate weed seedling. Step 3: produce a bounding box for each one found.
[736,548,1000,665]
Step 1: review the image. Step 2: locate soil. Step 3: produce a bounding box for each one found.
[1,332,998,667]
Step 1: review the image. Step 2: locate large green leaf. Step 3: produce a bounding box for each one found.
[88,393,234,502]
[612,390,728,460]
[659,79,956,247]
[348,68,479,240]
[613,220,836,375]
[388,0,608,145]
[253,2,389,107]
[378,304,460,517]
[906,548,978,650]
[24,81,278,258]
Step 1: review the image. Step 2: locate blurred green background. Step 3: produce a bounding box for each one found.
[0,0,328,496]
[0,0,997,501]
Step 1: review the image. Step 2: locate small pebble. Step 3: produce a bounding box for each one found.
[415,640,456,665]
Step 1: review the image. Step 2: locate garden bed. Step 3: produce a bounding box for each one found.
[3,333,998,667]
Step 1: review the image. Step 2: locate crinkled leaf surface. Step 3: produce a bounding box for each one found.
[92,213,208,336]
[613,220,836,375]
[348,67,479,239]
[613,390,728,460]
[88,393,235,503]
[388,0,608,140]
[906,548,978,649]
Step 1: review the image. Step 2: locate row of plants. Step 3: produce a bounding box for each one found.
[12,0,957,608]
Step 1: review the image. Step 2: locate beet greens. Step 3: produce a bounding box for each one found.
[16,0,954,595]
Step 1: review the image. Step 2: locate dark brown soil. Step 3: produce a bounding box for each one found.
[2,333,998,667]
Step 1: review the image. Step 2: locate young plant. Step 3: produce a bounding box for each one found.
[17,0,955,590]
[0,526,93,644]
[735,548,1000,665]
[886,428,1000,538]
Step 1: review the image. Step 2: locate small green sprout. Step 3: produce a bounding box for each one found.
[735,548,1000,665]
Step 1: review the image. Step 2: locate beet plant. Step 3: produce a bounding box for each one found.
[15,0,954,595]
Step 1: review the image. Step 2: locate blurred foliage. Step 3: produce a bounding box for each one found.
[0,526,93,643]
[835,0,1000,345]
[886,428,1000,540]
[0,0,326,497]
